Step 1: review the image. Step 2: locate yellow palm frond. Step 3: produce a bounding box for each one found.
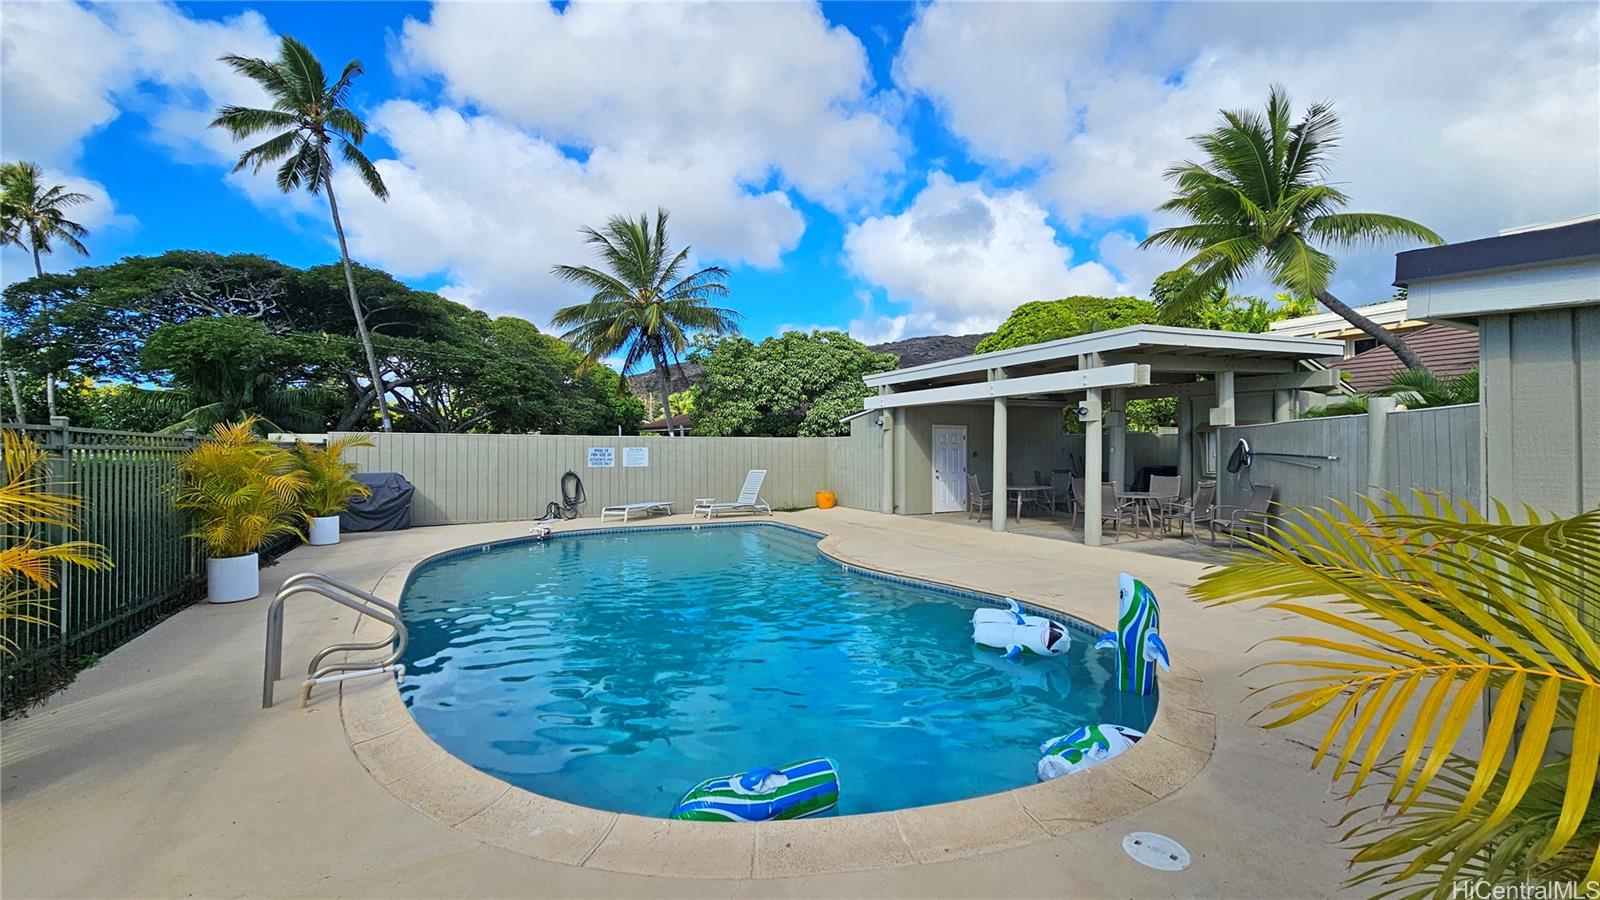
[1192,498,1600,893]
[175,416,308,557]
[0,430,84,528]
[294,435,372,518]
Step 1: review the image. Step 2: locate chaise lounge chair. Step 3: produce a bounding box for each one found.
[600,501,673,524]
[693,470,772,519]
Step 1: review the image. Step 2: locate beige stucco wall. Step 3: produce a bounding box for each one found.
[1480,304,1600,514]
[889,404,1077,515]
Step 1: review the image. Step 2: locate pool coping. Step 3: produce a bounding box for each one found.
[337,517,1216,879]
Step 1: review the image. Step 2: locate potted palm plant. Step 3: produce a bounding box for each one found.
[295,435,373,546]
[175,418,306,603]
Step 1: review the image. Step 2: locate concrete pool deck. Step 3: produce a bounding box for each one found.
[4,508,1366,897]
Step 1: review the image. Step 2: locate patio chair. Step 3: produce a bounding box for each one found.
[599,501,673,524]
[1098,482,1138,538]
[693,469,772,519]
[1033,470,1062,515]
[966,473,992,519]
[1212,484,1275,547]
[1146,475,1182,534]
[1159,480,1217,543]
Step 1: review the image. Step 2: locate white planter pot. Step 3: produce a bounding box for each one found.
[309,515,341,546]
[206,552,260,603]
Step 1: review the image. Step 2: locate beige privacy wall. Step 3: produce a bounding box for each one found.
[334,432,885,526]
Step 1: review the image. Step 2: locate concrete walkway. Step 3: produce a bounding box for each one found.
[4,509,1368,898]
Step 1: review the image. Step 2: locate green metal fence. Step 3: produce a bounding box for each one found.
[2,423,202,707]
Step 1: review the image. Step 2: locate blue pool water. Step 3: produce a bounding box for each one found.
[399,525,1157,817]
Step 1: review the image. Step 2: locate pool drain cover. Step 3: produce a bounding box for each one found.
[1123,832,1190,871]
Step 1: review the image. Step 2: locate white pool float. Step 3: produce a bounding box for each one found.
[1037,723,1145,781]
[972,600,1070,658]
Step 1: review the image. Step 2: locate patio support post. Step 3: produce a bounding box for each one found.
[1107,388,1126,490]
[1273,390,1294,422]
[1211,371,1236,427]
[1367,395,1396,498]
[1177,398,1193,495]
[1083,387,1104,546]
[991,367,1008,532]
[880,406,895,515]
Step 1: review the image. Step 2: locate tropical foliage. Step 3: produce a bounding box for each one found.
[690,330,898,437]
[174,418,307,558]
[1301,368,1479,419]
[974,295,1159,354]
[0,431,109,658]
[552,209,739,434]
[1142,85,1443,371]
[0,252,641,434]
[295,435,374,518]
[1192,499,1600,896]
[2,160,93,420]
[212,35,394,431]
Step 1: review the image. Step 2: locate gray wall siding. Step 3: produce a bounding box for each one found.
[1482,307,1600,515]
[337,433,838,526]
[830,418,884,511]
[1216,404,1481,530]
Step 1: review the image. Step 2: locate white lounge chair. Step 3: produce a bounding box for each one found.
[693,470,772,518]
[600,501,673,524]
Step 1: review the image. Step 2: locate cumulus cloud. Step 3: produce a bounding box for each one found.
[843,173,1122,340]
[332,102,805,323]
[0,0,280,270]
[896,1,1600,300]
[396,1,902,208]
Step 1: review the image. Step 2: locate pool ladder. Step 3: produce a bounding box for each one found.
[262,572,407,709]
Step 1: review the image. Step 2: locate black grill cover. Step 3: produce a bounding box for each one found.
[340,472,413,532]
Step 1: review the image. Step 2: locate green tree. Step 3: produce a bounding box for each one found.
[691,330,898,437]
[974,295,1158,353]
[1141,85,1443,371]
[1,161,92,420]
[211,35,395,431]
[140,316,342,433]
[551,210,738,436]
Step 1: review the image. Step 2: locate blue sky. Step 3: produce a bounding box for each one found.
[4,1,1597,346]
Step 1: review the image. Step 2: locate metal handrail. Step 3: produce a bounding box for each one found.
[263,573,408,709]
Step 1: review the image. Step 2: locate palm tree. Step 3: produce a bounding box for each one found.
[1142,85,1444,371]
[1,161,91,420]
[550,210,738,436]
[210,36,394,432]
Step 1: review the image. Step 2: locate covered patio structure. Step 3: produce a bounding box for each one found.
[858,325,1345,545]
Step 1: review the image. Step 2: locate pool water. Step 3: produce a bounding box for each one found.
[399,525,1157,817]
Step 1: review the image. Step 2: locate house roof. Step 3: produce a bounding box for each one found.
[862,324,1342,389]
[1394,217,1600,286]
[1268,299,1423,339]
[1330,324,1479,392]
[639,414,693,432]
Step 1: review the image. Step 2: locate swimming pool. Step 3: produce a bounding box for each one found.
[398,524,1157,818]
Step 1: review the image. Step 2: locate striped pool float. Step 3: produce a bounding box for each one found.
[669,758,841,822]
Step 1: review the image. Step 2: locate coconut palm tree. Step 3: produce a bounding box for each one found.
[1,161,91,420]
[210,35,394,432]
[550,210,738,436]
[1142,85,1444,371]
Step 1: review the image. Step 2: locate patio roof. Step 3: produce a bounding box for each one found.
[862,324,1343,411]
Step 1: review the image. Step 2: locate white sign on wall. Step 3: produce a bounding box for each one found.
[587,447,615,468]
[623,447,649,468]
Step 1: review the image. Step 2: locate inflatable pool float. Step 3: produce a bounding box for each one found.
[1094,573,1170,695]
[972,600,1070,658]
[669,757,841,822]
[1037,723,1145,781]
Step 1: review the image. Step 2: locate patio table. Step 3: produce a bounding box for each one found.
[1006,485,1054,519]
[1114,489,1168,538]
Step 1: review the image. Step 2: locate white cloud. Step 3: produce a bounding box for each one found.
[0,1,281,266]
[897,1,1600,301]
[332,102,805,325]
[843,173,1122,339]
[396,1,902,209]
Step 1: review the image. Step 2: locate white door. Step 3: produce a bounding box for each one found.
[931,425,968,513]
